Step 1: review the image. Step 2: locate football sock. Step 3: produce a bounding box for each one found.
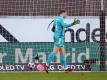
[47,51,57,66]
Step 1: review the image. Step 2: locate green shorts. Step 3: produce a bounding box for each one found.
[53,36,64,47]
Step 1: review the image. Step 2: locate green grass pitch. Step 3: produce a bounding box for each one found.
[0,72,107,80]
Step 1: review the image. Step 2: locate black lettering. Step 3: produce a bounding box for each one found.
[0,24,19,42]
[65,29,74,42]
[76,23,90,42]
[92,28,100,42]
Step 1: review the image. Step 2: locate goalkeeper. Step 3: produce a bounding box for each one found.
[44,10,80,73]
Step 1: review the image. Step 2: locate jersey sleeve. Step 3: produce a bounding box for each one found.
[60,18,73,28]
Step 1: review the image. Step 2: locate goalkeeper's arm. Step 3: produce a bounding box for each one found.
[60,18,80,28]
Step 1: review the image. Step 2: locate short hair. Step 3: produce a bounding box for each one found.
[58,10,67,15]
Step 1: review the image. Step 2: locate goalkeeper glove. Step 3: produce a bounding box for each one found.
[72,19,80,25]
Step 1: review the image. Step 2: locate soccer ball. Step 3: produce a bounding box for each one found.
[28,62,35,69]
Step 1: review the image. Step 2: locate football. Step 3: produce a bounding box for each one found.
[28,63,35,69]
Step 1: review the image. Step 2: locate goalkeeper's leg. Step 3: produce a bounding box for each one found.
[47,51,57,65]
[60,47,72,72]
[44,47,59,73]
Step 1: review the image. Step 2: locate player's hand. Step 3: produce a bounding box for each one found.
[72,19,80,25]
